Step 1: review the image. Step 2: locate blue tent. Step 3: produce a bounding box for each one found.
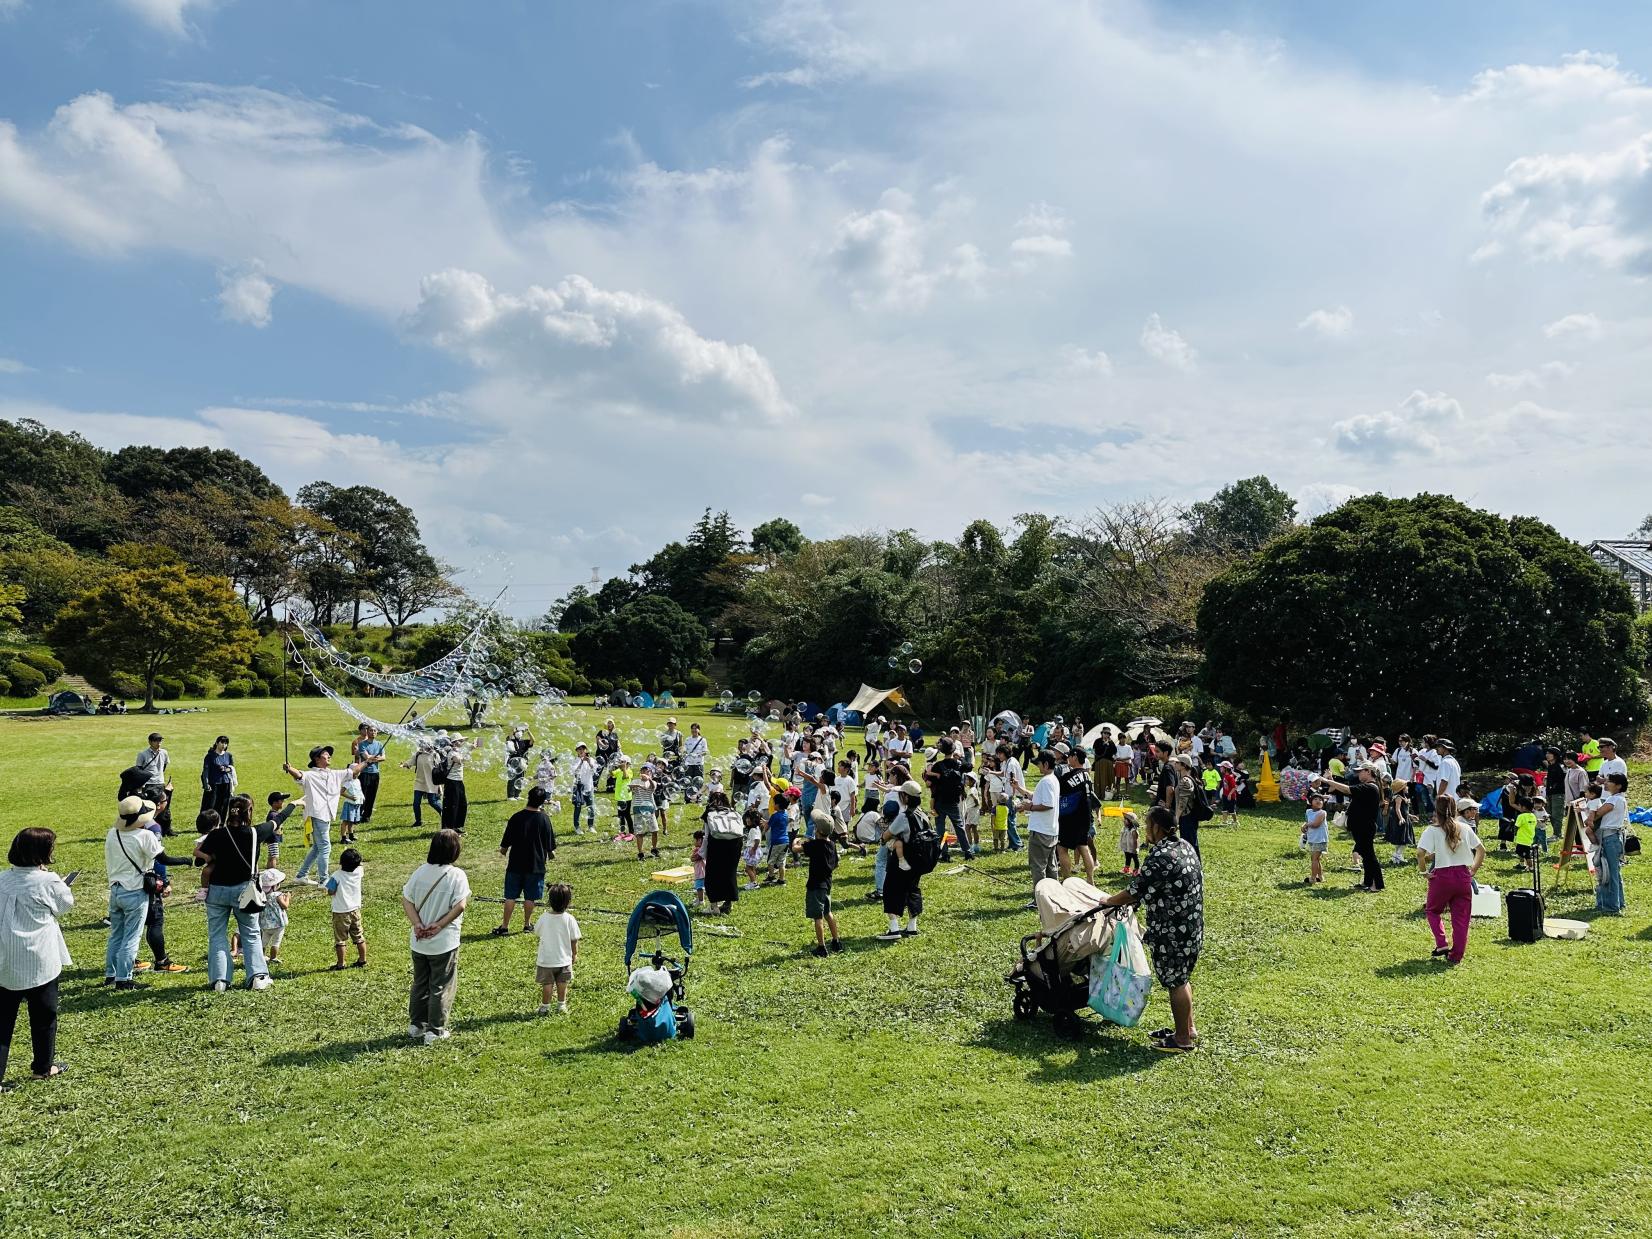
[797,700,822,721]
[624,890,694,970]
[633,690,655,709]
[826,702,862,727]
[1032,722,1051,748]
[655,691,676,709]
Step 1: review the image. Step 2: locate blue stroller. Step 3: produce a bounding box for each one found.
[617,891,695,1043]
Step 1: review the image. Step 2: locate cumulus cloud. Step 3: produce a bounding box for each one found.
[1484,361,1574,391]
[217,265,276,327]
[1009,202,1072,261]
[1543,312,1604,340]
[1481,130,1652,274]
[407,269,795,423]
[1059,345,1113,376]
[116,0,219,36]
[1297,305,1354,338]
[1466,51,1652,105]
[1139,313,1196,371]
[826,188,990,310]
[1333,390,1463,454]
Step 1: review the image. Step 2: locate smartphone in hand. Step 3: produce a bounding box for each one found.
[63,870,80,887]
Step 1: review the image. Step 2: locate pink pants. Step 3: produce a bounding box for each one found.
[1425,865,1472,962]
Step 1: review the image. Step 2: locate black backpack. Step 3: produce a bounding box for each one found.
[429,752,451,785]
[1191,780,1214,823]
[904,809,941,876]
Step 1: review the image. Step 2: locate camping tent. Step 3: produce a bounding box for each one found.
[846,683,910,716]
[46,690,92,715]
[633,691,655,709]
[610,689,633,708]
[655,691,676,710]
[826,702,863,727]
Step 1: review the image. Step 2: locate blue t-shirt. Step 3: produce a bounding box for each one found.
[768,809,791,847]
[358,738,385,774]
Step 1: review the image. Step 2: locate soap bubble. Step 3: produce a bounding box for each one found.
[908,658,923,675]
[900,641,915,655]
[747,690,762,703]
[887,656,899,669]
[768,711,781,723]
[720,689,735,703]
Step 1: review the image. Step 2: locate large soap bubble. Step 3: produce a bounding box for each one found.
[908,658,923,675]
[887,656,899,669]
[720,689,734,703]
[747,689,762,704]
[899,641,915,655]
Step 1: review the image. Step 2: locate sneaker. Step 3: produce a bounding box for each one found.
[828,939,845,953]
[423,1028,451,1044]
[298,877,319,886]
[742,882,761,891]
[155,962,190,974]
[210,981,228,993]
[536,1003,552,1016]
[810,945,829,958]
[408,1023,425,1040]
[489,925,511,937]
[874,930,905,941]
[1430,946,1450,959]
[351,959,366,968]
[897,858,912,871]
[114,980,138,991]
[135,961,153,972]
[557,1001,568,1014]
[250,974,273,991]
[866,891,882,901]
[328,963,346,971]
[901,927,920,937]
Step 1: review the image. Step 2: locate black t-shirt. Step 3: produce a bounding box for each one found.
[802,836,838,890]
[1058,766,1094,824]
[1346,780,1381,833]
[500,809,554,872]
[1095,740,1117,763]
[929,757,964,809]
[1155,764,1177,807]
[200,824,258,887]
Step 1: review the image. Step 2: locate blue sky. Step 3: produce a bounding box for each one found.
[4,1,1652,613]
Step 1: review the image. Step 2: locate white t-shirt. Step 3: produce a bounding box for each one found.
[402,863,471,955]
[571,757,596,792]
[1435,756,1462,799]
[1418,822,1481,869]
[834,774,857,812]
[1597,756,1628,785]
[534,911,582,968]
[1598,792,1628,835]
[1026,772,1060,837]
[886,736,913,760]
[1392,748,1414,782]
[328,867,364,913]
[682,735,709,766]
[297,767,350,824]
[105,826,165,892]
[1189,735,1205,757]
[864,722,882,744]
[1001,756,1026,796]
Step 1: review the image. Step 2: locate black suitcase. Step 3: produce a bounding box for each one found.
[1507,855,1545,943]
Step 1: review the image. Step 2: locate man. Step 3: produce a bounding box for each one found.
[1318,762,1384,892]
[1153,740,1178,812]
[924,738,972,861]
[1056,744,1097,882]
[283,745,369,886]
[1433,739,1462,804]
[1014,750,1062,909]
[135,732,169,784]
[494,786,555,935]
[885,724,914,764]
[1596,737,1628,787]
[1416,734,1440,814]
[354,725,386,822]
[1579,729,1602,777]
[681,723,709,800]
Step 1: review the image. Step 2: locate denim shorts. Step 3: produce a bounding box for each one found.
[504,870,546,901]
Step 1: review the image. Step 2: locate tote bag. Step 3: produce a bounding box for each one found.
[1088,915,1152,1027]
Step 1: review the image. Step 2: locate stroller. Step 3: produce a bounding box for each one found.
[1006,877,1131,1036]
[617,891,695,1044]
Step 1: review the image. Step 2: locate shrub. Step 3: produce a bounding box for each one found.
[153,675,185,701]
[670,680,688,697]
[684,669,710,697]
[622,677,643,694]
[108,672,145,699]
[0,673,12,698]
[248,680,271,698]
[181,674,212,698]
[17,649,64,679]
[590,678,612,695]
[570,674,591,695]
[1121,693,1195,726]
[220,679,253,699]
[3,660,46,696]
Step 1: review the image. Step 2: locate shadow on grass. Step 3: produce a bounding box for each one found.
[1271,880,1363,901]
[262,1011,543,1068]
[973,1016,1157,1082]
[58,978,208,1015]
[1372,958,1455,979]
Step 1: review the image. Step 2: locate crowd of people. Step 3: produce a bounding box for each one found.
[0,708,1638,1086]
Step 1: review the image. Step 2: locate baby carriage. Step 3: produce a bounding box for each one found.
[1006,877,1134,1037]
[617,890,695,1044]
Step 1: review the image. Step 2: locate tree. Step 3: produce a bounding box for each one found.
[1182,475,1297,553]
[571,596,711,690]
[104,445,282,504]
[0,508,101,631]
[0,583,23,629]
[750,517,805,559]
[298,482,451,628]
[50,562,258,710]
[367,544,460,639]
[0,419,109,501]
[1197,493,1647,741]
[1635,513,1652,539]
[630,509,747,628]
[544,586,601,634]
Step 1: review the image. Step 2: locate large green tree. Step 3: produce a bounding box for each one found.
[571,595,710,689]
[104,445,282,504]
[1197,493,1647,740]
[630,509,747,629]
[1183,475,1298,553]
[298,482,451,629]
[50,561,258,709]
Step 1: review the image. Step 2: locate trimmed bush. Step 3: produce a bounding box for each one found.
[590,678,612,695]
[248,680,271,698]
[17,649,64,679]
[0,673,12,698]
[3,660,46,696]
[622,678,643,694]
[220,679,253,699]
[108,672,145,699]
[684,669,710,697]
[153,675,185,701]
[670,680,688,697]
[181,674,212,698]
[570,674,590,695]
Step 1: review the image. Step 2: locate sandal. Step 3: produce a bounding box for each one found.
[32,1063,67,1080]
[327,963,346,971]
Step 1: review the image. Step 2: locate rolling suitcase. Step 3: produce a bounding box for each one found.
[1507,853,1545,943]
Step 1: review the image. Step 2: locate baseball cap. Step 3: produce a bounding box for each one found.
[900,779,925,798]
[1457,796,1480,813]
[1067,744,1087,760]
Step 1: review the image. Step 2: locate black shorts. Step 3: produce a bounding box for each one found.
[1058,818,1092,849]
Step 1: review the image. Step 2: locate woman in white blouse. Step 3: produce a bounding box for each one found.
[401,829,472,1045]
[0,828,73,1089]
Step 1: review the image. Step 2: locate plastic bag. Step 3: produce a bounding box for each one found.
[1088,915,1152,1027]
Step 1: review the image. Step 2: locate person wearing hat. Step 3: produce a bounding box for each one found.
[1416,793,1486,964]
[595,719,620,792]
[1317,762,1385,892]
[402,741,446,832]
[612,755,635,841]
[437,735,474,835]
[1432,739,1461,804]
[1014,751,1063,907]
[569,743,598,834]
[282,745,370,887]
[924,737,973,862]
[876,781,929,939]
[1167,755,1204,858]
[681,723,709,799]
[103,797,196,989]
[503,725,534,801]
[1596,738,1627,787]
[1055,745,1097,883]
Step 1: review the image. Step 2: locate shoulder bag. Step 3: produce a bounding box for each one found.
[113,830,163,897]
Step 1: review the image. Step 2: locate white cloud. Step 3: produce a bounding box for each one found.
[1296,481,1366,517]
[1009,202,1072,261]
[407,269,795,424]
[1059,345,1113,376]
[0,356,30,374]
[1466,51,1652,104]
[115,0,219,36]
[1543,312,1604,340]
[1333,390,1463,454]
[217,265,276,327]
[1481,129,1652,274]
[1140,313,1196,371]
[1484,361,1574,391]
[1297,305,1354,338]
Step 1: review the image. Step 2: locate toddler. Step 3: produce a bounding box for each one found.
[325,848,367,969]
[533,751,558,798]
[1218,762,1239,826]
[962,773,983,855]
[631,766,659,860]
[690,829,707,908]
[741,811,765,891]
[338,776,364,844]
[1119,810,1140,875]
[257,868,290,964]
[1513,794,1539,871]
[534,882,581,1015]
[259,791,294,869]
[1302,792,1329,884]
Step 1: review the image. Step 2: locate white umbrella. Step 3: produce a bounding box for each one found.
[1126,716,1163,729]
[1081,723,1124,748]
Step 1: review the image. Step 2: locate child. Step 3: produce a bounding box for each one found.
[1119,809,1140,875]
[852,801,883,857]
[1533,796,1551,856]
[613,756,635,843]
[325,847,367,969]
[338,775,364,845]
[1218,761,1239,826]
[534,882,581,1014]
[962,773,983,854]
[706,767,725,801]
[765,797,792,885]
[1302,792,1329,884]
[258,868,289,965]
[194,809,220,897]
[259,791,294,869]
[1513,795,1538,872]
[533,751,558,799]
[800,820,843,957]
[1386,784,1413,865]
[631,765,659,860]
[690,829,707,909]
[741,810,765,891]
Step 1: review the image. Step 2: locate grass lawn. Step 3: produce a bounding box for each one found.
[2,696,1650,1238]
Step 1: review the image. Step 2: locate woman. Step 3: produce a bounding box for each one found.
[0,828,72,1089]
[352,724,386,824]
[199,735,235,821]
[403,741,445,830]
[875,781,928,940]
[194,801,272,992]
[1542,747,1568,843]
[1415,796,1484,963]
[402,829,472,1044]
[700,791,743,914]
[1170,756,1202,857]
[1101,805,1203,1052]
[1587,772,1630,915]
[1318,763,1384,892]
[105,796,195,990]
[440,737,470,835]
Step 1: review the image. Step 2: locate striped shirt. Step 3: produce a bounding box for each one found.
[0,866,74,990]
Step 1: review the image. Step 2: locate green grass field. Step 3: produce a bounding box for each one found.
[2,696,1649,1238]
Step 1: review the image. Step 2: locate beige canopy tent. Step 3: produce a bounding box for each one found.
[846,683,909,716]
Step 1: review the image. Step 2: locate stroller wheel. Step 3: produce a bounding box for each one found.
[1012,988,1036,1021]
